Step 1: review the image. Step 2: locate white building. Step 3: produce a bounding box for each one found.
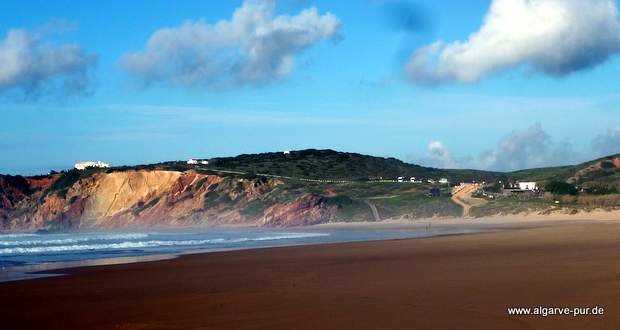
[187,159,209,165]
[397,176,404,182]
[283,150,291,155]
[438,178,449,184]
[74,161,110,170]
[518,182,538,191]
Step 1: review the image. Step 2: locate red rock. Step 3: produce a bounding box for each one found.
[1,170,336,231]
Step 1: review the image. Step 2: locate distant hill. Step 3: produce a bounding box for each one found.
[2,149,620,231]
[205,149,505,183]
[508,154,620,191]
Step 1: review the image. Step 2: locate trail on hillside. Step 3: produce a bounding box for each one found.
[451,184,485,217]
[363,201,381,221]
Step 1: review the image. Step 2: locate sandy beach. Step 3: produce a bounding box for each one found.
[2,217,620,329]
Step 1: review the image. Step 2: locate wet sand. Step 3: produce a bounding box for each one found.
[2,220,620,329]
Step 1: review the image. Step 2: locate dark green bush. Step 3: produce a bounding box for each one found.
[546,181,577,195]
[586,186,618,195]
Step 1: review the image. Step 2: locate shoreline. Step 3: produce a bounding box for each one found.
[2,218,620,329]
[2,214,618,283]
[3,208,619,234]
[1,221,500,283]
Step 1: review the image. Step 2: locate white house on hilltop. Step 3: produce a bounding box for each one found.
[187,158,209,165]
[74,161,111,170]
[187,159,209,165]
[518,182,538,191]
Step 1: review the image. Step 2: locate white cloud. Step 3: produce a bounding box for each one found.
[416,125,582,171]
[0,28,96,98]
[591,128,620,156]
[406,0,620,84]
[478,124,579,171]
[417,140,460,169]
[121,0,341,89]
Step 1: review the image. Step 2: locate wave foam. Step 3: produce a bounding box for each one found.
[0,232,329,255]
[0,233,149,246]
[0,233,39,238]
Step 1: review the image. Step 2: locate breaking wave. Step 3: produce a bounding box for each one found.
[0,233,39,238]
[0,233,149,246]
[0,232,329,255]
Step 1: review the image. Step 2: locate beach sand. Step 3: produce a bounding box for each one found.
[2,217,620,329]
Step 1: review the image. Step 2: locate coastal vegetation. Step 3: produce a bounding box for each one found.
[1,149,620,230]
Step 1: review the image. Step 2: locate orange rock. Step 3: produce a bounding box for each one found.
[1,169,335,230]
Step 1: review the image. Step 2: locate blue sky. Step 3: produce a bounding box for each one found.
[2,0,620,174]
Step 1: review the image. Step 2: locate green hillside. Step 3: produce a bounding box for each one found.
[133,149,620,190]
[471,154,620,216]
[508,154,620,191]
[204,149,505,183]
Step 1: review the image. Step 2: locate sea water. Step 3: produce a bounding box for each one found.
[0,226,481,282]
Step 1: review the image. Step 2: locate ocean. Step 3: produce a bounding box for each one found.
[0,226,480,282]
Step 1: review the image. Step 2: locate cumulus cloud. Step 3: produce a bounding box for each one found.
[591,129,620,156]
[416,125,582,171]
[478,124,579,171]
[0,28,96,98]
[417,140,460,169]
[405,0,620,84]
[121,0,341,89]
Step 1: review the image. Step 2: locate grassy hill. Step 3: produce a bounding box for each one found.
[3,149,620,227]
[125,149,620,191]
[508,154,620,191]
[203,149,505,183]
[471,154,620,217]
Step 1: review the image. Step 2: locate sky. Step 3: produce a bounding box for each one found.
[2,0,620,175]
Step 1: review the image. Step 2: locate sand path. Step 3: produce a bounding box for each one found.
[451,184,484,217]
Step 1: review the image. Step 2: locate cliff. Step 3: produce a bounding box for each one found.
[3,150,620,231]
[0,169,340,231]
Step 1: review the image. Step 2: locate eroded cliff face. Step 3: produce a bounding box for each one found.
[568,156,620,184]
[0,170,337,230]
[0,175,30,222]
[262,195,337,226]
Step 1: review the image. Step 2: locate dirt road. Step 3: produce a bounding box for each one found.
[451,184,483,217]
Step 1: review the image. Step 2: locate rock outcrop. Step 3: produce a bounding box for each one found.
[262,195,336,226]
[568,157,620,184]
[0,170,338,231]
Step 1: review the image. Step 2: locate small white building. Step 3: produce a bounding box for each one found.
[427,179,436,184]
[438,178,449,184]
[187,159,209,165]
[283,150,291,155]
[74,161,110,170]
[397,176,405,183]
[518,182,538,191]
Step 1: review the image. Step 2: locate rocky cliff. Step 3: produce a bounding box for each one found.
[0,170,338,231]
